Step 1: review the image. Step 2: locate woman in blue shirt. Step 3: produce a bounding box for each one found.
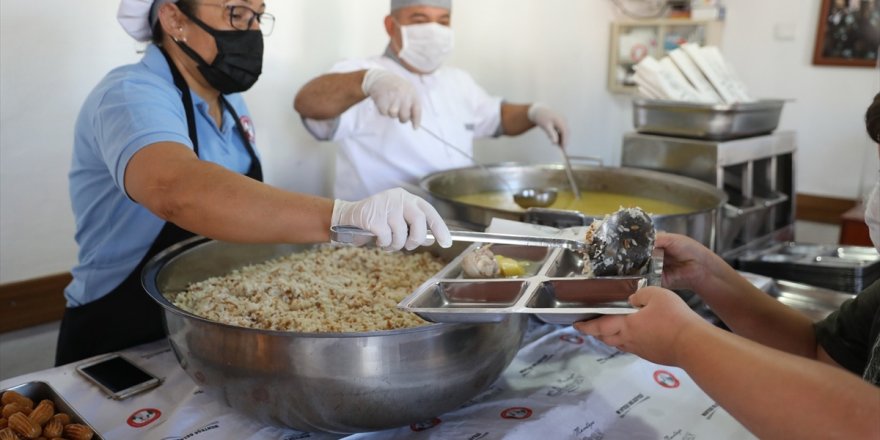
[58,0,452,365]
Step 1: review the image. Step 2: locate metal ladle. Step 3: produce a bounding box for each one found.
[512,136,581,208]
[513,187,558,208]
[420,126,558,209]
[560,148,581,200]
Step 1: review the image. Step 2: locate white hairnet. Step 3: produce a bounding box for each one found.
[391,0,452,12]
[117,0,178,42]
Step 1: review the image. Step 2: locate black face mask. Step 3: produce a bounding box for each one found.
[174,10,263,94]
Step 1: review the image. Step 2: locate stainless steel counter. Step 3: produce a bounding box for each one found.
[741,271,852,322]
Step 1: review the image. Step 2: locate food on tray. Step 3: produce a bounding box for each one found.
[461,246,528,279]
[583,207,655,277]
[0,390,93,440]
[28,399,53,426]
[1,391,32,409]
[496,255,527,277]
[63,423,95,440]
[461,246,500,278]
[172,245,445,333]
[44,417,63,438]
[1,402,29,418]
[8,413,40,439]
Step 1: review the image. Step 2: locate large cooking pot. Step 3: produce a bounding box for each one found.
[420,163,728,250]
[142,237,527,434]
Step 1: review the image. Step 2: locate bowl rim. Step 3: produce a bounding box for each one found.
[142,236,474,339]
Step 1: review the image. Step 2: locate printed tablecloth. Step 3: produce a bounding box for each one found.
[0,320,754,440]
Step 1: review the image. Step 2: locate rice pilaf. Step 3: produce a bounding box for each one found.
[172,245,445,332]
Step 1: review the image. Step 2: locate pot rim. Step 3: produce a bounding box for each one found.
[419,162,729,217]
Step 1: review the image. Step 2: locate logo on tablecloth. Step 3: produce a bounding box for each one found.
[500,407,533,420]
[547,372,585,397]
[559,334,584,345]
[127,408,161,428]
[518,354,554,377]
[653,370,680,388]
[410,418,442,431]
[616,393,649,417]
[160,420,220,439]
[701,403,719,420]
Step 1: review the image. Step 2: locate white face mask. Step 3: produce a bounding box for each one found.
[397,22,454,73]
[866,179,880,253]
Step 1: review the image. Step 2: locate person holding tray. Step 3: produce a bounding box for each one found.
[575,92,880,439]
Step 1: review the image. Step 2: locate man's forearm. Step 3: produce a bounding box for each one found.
[294,71,368,120]
[693,260,818,357]
[677,325,880,439]
[500,103,534,136]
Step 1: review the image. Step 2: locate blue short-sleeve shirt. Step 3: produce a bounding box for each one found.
[66,44,258,306]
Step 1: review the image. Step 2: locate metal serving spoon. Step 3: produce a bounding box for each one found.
[513,187,558,208]
[586,207,655,277]
[514,150,578,209]
[330,226,589,252]
[420,126,557,209]
[560,148,581,200]
[330,207,655,276]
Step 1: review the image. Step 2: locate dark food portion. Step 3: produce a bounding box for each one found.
[586,207,656,277]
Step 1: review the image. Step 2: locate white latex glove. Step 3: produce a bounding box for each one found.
[332,188,452,251]
[362,68,422,129]
[527,103,569,148]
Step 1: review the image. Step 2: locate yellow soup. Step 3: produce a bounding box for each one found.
[454,190,695,216]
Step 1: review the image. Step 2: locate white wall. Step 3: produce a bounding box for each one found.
[721,0,879,199]
[1,0,877,284]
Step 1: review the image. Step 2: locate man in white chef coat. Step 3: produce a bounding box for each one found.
[294,0,569,200]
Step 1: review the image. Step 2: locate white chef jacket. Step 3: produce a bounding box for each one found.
[303,50,504,200]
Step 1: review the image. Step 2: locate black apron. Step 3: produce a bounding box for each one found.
[55,50,263,366]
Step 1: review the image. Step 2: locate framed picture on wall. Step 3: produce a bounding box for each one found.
[813,0,879,67]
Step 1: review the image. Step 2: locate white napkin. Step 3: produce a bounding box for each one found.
[668,48,723,104]
[485,218,586,242]
[633,56,704,102]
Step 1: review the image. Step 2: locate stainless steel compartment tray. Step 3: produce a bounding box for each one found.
[398,241,662,325]
[633,99,785,140]
[737,242,880,293]
[1,381,104,439]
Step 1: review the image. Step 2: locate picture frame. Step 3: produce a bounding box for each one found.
[812,0,879,67]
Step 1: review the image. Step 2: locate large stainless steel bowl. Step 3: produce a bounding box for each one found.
[420,163,728,250]
[142,237,527,434]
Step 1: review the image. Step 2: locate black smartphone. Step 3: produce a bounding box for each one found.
[75,354,162,400]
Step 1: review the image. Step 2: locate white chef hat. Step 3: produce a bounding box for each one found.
[391,0,452,12]
[117,0,179,42]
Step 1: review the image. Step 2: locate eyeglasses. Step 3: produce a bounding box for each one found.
[194,2,276,36]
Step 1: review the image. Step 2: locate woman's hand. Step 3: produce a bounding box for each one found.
[332,188,452,251]
[573,286,713,366]
[655,232,724,292]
